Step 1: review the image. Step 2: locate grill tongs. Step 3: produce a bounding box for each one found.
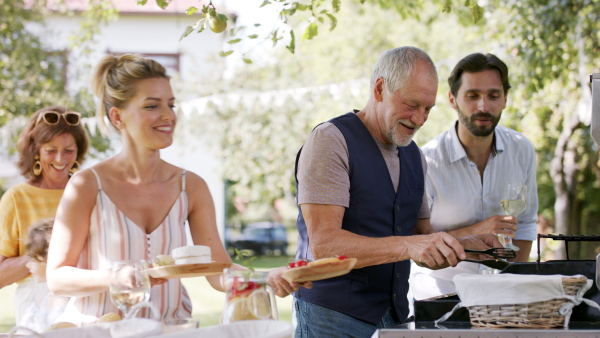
[462,247,515,270]
[465,247,516,259]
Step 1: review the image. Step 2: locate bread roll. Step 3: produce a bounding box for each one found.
[47,322,77,330]
[97,312,122,322]
[308,257,341,266]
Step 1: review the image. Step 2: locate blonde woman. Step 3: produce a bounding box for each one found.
[46,54,306,325]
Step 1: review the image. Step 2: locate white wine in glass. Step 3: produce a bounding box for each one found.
[500,199,527,217]
[109,260,151,317]
[499,183,527,251]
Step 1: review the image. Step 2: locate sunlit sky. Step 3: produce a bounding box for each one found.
[219,0,280,30]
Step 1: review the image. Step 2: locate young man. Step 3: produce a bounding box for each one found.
[409,53,538,300]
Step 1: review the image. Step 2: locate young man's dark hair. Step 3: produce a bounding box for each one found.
[448,53,511,96]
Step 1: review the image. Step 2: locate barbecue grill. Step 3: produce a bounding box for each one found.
[375,234,600,337]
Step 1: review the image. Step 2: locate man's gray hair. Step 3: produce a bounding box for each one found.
[370,46,437,94]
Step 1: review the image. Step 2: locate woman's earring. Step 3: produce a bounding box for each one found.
[32,155,42,176]
[70,161,80,174]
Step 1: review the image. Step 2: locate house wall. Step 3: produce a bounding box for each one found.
[1,7,228,237]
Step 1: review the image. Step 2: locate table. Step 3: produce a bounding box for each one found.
[374,321,600,338]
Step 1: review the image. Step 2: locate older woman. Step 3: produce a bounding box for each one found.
[0,106,89,329]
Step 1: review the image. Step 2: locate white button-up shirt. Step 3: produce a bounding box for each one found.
[409,121,538,300]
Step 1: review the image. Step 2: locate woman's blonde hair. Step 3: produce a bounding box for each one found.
[91,54,169,133]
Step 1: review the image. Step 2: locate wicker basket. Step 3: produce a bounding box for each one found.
[466,276,588,329]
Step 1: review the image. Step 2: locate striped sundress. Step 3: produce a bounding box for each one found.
[59,169,193,324]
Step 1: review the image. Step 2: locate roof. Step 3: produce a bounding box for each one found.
[43,0,216,15]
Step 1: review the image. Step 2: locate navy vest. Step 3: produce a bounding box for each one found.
[294,112,424,324]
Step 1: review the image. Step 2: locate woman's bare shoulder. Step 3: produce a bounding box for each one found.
[182,170,207,185]
[67,167,99,192]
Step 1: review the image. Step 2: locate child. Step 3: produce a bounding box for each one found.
[20,218,69,332]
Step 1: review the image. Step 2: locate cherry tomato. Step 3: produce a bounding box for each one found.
[287,259,309,269]
[337,255,348,260]
[296,260,308,267]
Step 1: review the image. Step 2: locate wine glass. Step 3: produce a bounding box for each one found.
[109,260,151,318]
[499,183,527,251]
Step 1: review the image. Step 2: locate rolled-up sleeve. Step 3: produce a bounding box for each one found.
[515,140,538,241]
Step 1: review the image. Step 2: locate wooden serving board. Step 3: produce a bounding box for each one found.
[148,262,232,279]
[281,258,357,283]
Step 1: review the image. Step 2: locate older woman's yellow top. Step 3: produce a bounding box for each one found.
[0,182,63,261]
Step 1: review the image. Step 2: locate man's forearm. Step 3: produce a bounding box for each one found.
[511,240,532,262]
[310,228,407,269]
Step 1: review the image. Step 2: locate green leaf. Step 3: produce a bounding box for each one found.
[179,25,194,41]
[442,0,452,13]
[248,34,259,39]
[232,249,255,270]
[302,22,319,40]
[286,30,295,53]
[219,51,234,57]
[185,6,198,15]
[470,4,484,23]
[136,0,147,5]
[332,0,341,12]
[271,29,282,46]
[200,4,209,14]
[260,0,271,8]
[325,13,337,30]
[217,14,228,22]
[317,16,324,23]
[243,58,253,64]
[155,0,170,10]
[464,0,471,6]
[227,38,242,44]
[254,23,261,27]
[296,4,308,10]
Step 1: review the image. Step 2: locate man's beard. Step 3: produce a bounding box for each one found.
[457,106,501,137]
[386,120,419,147]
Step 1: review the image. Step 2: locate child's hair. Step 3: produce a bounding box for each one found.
[25,218,54,263]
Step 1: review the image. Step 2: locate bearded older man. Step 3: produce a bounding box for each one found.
[292,47,501,338]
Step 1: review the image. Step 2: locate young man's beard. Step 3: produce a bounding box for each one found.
[457,107,501,137]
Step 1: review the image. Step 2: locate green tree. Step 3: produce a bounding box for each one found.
[0,0,68,125]
[171,0,486,60]
[0,0,114,158]
[490,0,600,260]
[186,0,600,261]
[178,1,494,224]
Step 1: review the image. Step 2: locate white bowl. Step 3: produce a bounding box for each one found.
[32,318,162,338]
[154,320,293,338]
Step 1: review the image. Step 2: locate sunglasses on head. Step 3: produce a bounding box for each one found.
[36,111,81,126]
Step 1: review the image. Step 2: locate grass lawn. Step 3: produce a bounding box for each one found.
[0,284,16,332]
[0,256,294,333]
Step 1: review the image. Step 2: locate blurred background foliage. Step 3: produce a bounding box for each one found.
[2,0,600,260]
[0,0,112,157]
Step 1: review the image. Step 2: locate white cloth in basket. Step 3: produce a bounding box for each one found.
[435,273,600,327]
